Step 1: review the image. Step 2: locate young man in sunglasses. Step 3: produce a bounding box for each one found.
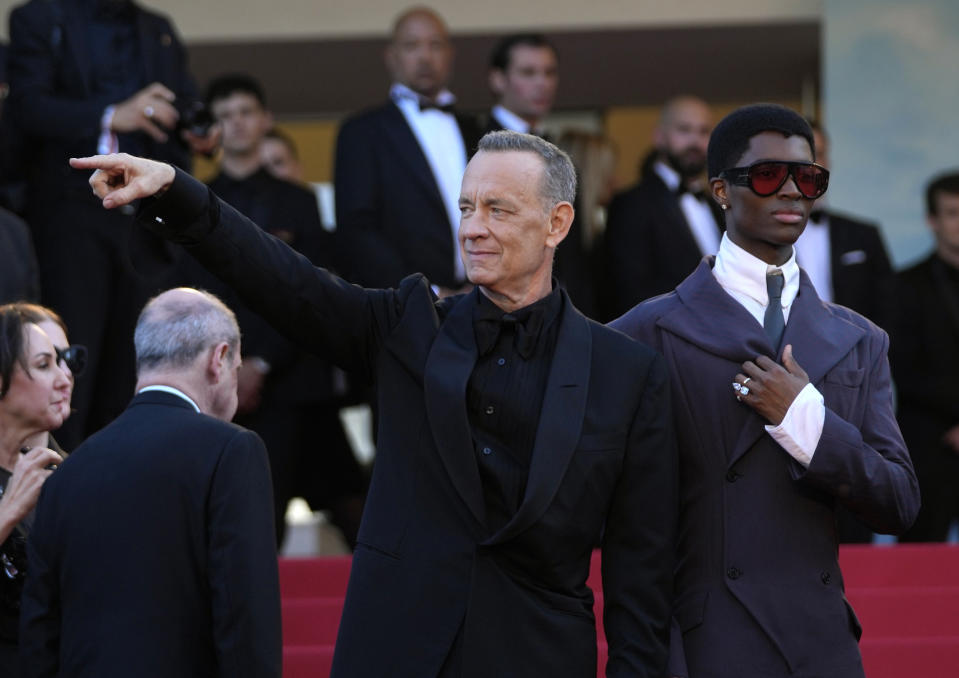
[612,104,919,678]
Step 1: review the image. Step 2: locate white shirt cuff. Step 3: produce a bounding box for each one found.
[98,105,118,155]
[765,382,825,467]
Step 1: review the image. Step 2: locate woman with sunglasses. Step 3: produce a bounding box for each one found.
[0,303,79,676]
[612,104,918,678]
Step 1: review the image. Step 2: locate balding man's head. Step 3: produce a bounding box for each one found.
[654,96,713,179]
[386,6,452,98]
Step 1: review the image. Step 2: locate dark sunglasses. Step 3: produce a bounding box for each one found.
[55,345,88,377]
[720,161,830,200]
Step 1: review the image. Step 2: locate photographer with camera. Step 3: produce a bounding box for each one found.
[5,0,218,448]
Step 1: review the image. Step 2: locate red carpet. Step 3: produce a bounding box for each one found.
[279,545,959,677]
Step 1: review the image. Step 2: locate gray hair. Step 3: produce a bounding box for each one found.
[477,131,577,209]
[134,288,240,375]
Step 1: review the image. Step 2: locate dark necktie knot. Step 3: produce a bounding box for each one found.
[475,308,544,360]
[419,99,455,113]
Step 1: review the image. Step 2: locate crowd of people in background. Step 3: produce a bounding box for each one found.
[0,1,956,676]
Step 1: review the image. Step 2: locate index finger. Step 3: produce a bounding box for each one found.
[145,82,176,101]
[754,355,780,371]
[70,155,123,171]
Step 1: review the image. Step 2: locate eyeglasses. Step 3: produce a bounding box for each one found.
[720,161,830,200]
[55,345,88,377]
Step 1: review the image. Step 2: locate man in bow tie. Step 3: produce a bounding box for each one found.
[71,129,677,677]
[334,6,481,294]
[603,96,723,320]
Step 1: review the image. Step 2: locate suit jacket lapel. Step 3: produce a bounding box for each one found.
[60,3,93,94]
[381,102,448,215]
[486,295,591,544]
[423,290,487,529]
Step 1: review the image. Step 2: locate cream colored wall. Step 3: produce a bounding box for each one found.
[0,1,821,41]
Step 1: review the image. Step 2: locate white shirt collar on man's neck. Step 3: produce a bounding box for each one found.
[390,83,457,107]
[713,232,800,308]
[491,105,533,134]
[137,385,201,413]
[653,160,681,192]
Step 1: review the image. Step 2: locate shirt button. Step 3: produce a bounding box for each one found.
[821,571,831,585]
[485,405,495,415]
[725,470,741,483]
[727,567,742,580]
[482,447,492,455]
[497,358,506,366]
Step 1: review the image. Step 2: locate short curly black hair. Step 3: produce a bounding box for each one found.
[706,103,814,179]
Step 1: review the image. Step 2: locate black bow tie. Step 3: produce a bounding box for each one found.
[474,305,547,360]
[676,183,708,202]
[420,100,455,113]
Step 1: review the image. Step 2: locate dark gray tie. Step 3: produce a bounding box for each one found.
[764,272,786,348]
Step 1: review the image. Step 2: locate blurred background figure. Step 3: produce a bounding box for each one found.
[556,130,617,318]
[5,0,215,449]
[0,305,70,677]
[334,6,480,292]
[260,128,304,183]
[602,95,720,320]
[893,171,959,543]
[485,33,559,138]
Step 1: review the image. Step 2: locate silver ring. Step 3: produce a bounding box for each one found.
[144,105,155,118]
[740,386,750,397]
[732,382,742,392]
[743,377,751,385]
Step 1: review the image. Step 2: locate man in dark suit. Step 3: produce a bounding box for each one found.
[603,96,723,319]
[20,287,281,678]
[6,0,216,448]
[334,6,481,291]
[0,207,39,303]
[73,130,677,677]
[894,171,959,542]
[612,105,918,678]
[484,34,558,138]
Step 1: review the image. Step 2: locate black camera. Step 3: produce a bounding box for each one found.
[176,100,214,137]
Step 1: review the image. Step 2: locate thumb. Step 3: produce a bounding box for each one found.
[782,344,807,378]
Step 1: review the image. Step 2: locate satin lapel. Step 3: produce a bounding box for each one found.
[727,269,866,467]
[380,103,448,213]
[485,296,591,544]
[423,290,486,529]
[60,4,93,94]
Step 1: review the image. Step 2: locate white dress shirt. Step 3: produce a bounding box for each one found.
[490,105,532,134]
[137,385,201,413]
[712,233,825,467]
[391,83,468,281]
[654,161,721,257]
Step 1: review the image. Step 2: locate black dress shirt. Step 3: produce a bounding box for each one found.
[468,285,562,532]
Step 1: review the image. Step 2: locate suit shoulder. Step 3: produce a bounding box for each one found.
[588,314,661,365]
[822,299,886,340]
[828,210,880,232]
[339,102,396,132]
[609,290,680,332]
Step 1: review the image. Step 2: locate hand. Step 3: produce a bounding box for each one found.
[236,360,268,416]
[69,153,176,209]
[733,344,809,425]
[0,447,62,530]
[110,82,179,143]
[180,123,222,157]
[943,425,959,454]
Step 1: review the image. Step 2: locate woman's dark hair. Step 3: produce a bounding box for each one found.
[706,103,815,179]
[0,303,65,399]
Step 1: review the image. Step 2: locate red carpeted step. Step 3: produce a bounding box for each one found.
[860,637,959,678]
[279,556,351,598]
[847,586,959,638]
[283,645,334,678]
[282,598,344,646]
[840,544,959,588]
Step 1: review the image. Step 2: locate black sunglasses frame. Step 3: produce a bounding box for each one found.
[720,161,830,200]
[55,345,88,377]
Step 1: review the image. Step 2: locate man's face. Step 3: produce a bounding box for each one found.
[490,45,558,124]
[656,99,712,178]
[210,92,272,157]
[717,131,815,264]
[386,12,452,99]
[458,151,564,300]
[929,192,959,259]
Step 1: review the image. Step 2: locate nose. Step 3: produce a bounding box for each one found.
[458,212,489,243]
[779,173,802,198]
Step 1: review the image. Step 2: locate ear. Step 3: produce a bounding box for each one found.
[207,342,230,384]
[489,69,506,96]
[545,201,574,248]
[710,177,728,208]
[651,124,665,148]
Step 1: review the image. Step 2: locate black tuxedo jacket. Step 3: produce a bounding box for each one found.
[602,173,722,319]
[823,210,895,329]
[612,261,918,678]
[334,101,481,289]
[20,391,281,678]
[138,170,677,678]
[7,0,196,204]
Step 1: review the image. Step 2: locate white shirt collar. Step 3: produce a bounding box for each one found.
[653,160,681,192]
[491,105,532,134]
[390,83,457,108]
[713,232,800,309]
[137,385,201,413]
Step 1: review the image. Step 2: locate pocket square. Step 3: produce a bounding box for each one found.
[840,249,867,265]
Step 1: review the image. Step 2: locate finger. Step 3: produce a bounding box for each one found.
[139,118,169,143]
[741,360,765,379]
[754,355,781,372]
[147,99,179,129]
[144,82,176,102]
[781,344,807,378]
[70,155,123,170]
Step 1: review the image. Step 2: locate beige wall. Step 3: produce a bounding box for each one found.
[0,1,821,41]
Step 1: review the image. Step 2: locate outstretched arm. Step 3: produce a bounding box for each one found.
[69,154,175,209]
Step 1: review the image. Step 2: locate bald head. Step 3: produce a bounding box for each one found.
[134,288,239,376]
[386,6,453,98]
[654,95,712,179]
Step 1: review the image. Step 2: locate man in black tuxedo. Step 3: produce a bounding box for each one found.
[603,96,722,319]
[20,288,280,678]
[72,130,677,677]
[484,34,558,138]
[894,171,959,542]
[334,6,481,291]
[6,0,216,448]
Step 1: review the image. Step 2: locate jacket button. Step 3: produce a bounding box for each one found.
[821,571,831,584]
[725,470,741,483]
[727,566,742,580]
